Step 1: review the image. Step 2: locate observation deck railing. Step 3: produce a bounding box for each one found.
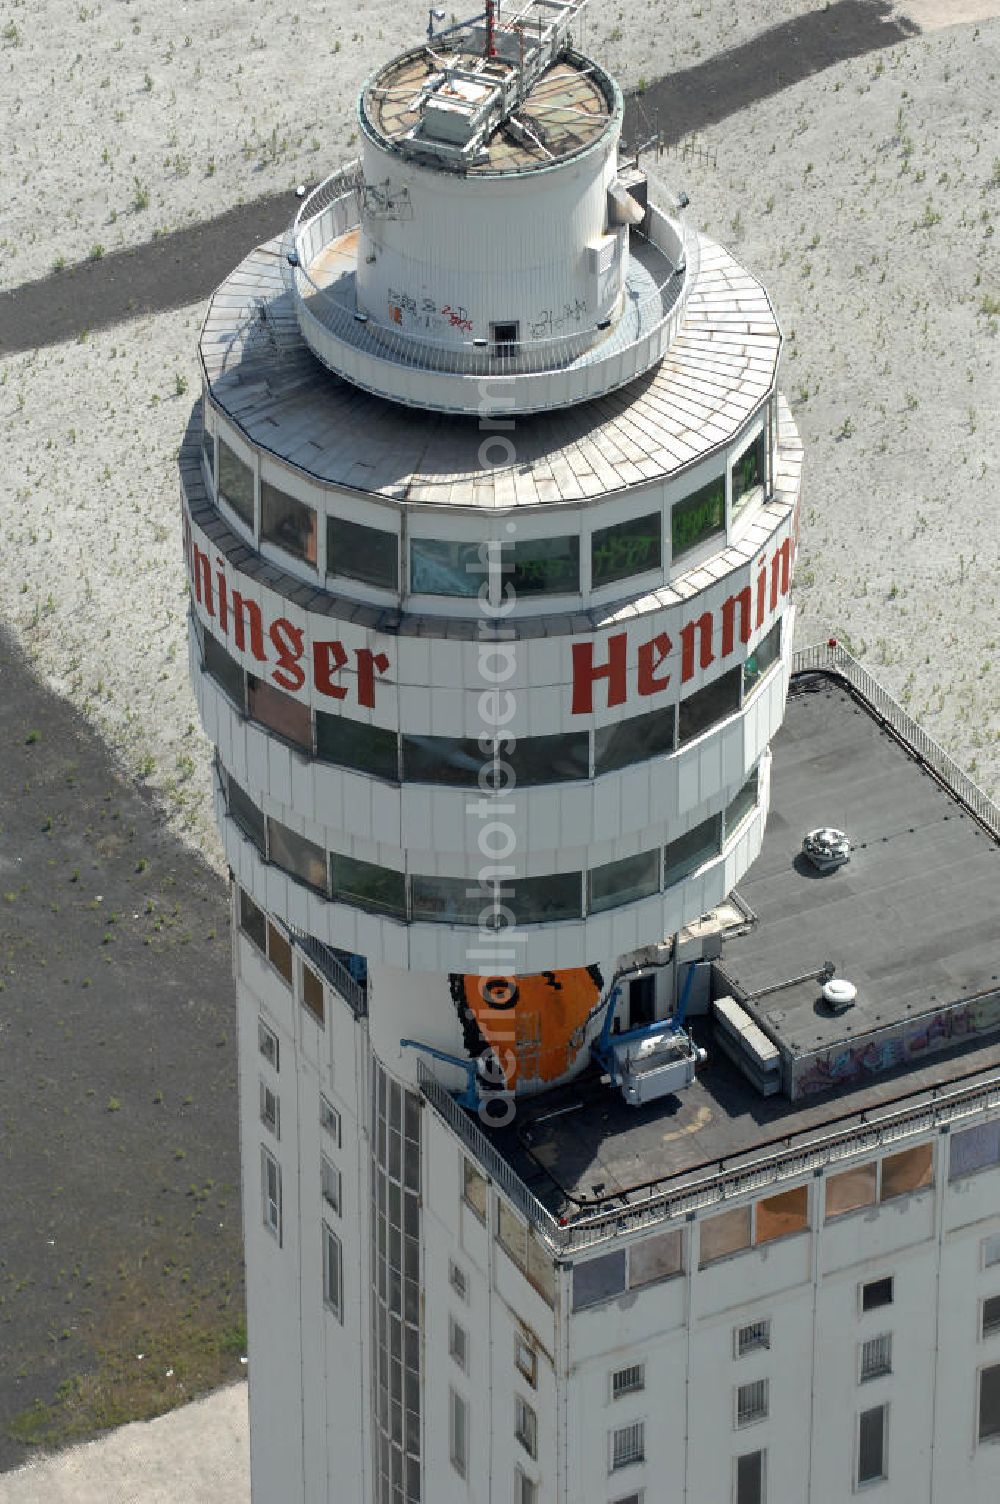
[281,162,698,404]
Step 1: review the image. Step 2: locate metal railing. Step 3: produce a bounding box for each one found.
[289,926,368,1019]
[418,1050,1000,1254]
[792,642,999,838]
[283,167,698,384]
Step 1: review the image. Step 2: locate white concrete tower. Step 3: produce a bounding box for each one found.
[182,6,803,1501]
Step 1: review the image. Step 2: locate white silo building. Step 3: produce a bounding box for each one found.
[182,6,1000,1503]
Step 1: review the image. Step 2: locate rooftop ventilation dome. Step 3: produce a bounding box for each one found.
[822,978,858,1013]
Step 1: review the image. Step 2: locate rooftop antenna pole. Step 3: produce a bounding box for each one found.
[485,0,497,58]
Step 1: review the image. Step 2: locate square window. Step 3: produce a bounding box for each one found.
[857,1404,887,1483]
[736,1379,768,1428]
[515,1396,538,1459]
[860,1334,892,1381]
[321,1154,341,1215]
[736,1320,771,1358]
[248,675,312,750]
[755,1184,809,1245]
[612,1363,646,1400]
[260,479,317,565]
[449,1260,468,1302]
[323,1223,342,1320]
[980,1363,1000,1442]
[302,964,325,1026]
[880,1143,934,1201]
[516,1335,538,1388]
[463,1158,488,1223]
[628,1229,683,1289]
[861,1277,894,1313]
[320,1095,341,1145]
[572,1250,627,1311]
[825,1163,877,1220]
[261,1146,281,1243]
[257,1018,279,1072]
[611,1420,644,1470]
[735,1448,765,1504]
[449,1315,467,1371]
[259,1079,279,1138]
[449,1388,468,1478]
[700,1205,752,1266]
[490,320,519,356]
[985,1235,1000,1270]
[983,1297,1000,1338]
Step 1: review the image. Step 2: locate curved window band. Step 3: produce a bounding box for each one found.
[220,767,760,927]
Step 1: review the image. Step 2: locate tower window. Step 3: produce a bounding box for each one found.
[261,1146,282,1243]
[490,321,519,356]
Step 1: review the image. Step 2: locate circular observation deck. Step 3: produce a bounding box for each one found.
[284,30,694,415]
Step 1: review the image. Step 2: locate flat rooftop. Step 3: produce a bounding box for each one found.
[364,50,614,173]
[487,670,1000,1220]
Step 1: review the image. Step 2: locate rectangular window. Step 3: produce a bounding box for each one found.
[612,1364,646,1400]
[449,1389,468,1478]
[218,440,255,528]
[204,631,246,709]
[266,921,293,987]
[611,1420,645,1470]
[700,1205,752,1267]
[857,1404,887,1484]
[825,1163,877,1220]
[248,676,312,750]
[515,1396,538,1459]
[257,1018,279,1071]
[449,1260,468,1302]
[515,1468,538,1504]
[267,819,328,895]
[260,1079,279,1137]
[737,1320,771,1358]
[240,888,267,954]
[861,1334,893,1381]
[594,705,675,775]
[664,813,722,887]
[526,1232,556,1308]
[725,769,759,840]
[411,537,483,597]
[226,776,266,854]
[742,621,781,697]
[515,1335,538,1388]
[329,852,406,919]
[321,1154,341,1214]
[735,1449,765,1504]
[261,1146,281,1242]
[572,1250,627,1311]
[510,731,590,786]
[497,1201,529,1270]
[403,733,484,788]
[950,1121,1000,1181]
[260,480,317,564]
[628,1229,683,1289]
[755,1185,809,1245]
[507,872,583,925]
[410,873,488,927]
[984,1297,1000,1338]
[463,1159,488,1223]
[320,1094,341,1145]
[316,712,398,781]
[731,430,766,522]
[880,1143,934,1201]
[591,512,662,589]
[301,964,325,1026]
[327,515,399,591]
[671,474,725,559]
[323,1224,343,1319]
[678,666,742,746]
[611,1495,644,1504]
[984,1234,1000,1269]
[449,1316,468,1371]
[508,535,580,597]
[980,1363,1000,1442]
[736,1379,768,1428]
[588,850,661,915]
[862,1277,894,1313]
